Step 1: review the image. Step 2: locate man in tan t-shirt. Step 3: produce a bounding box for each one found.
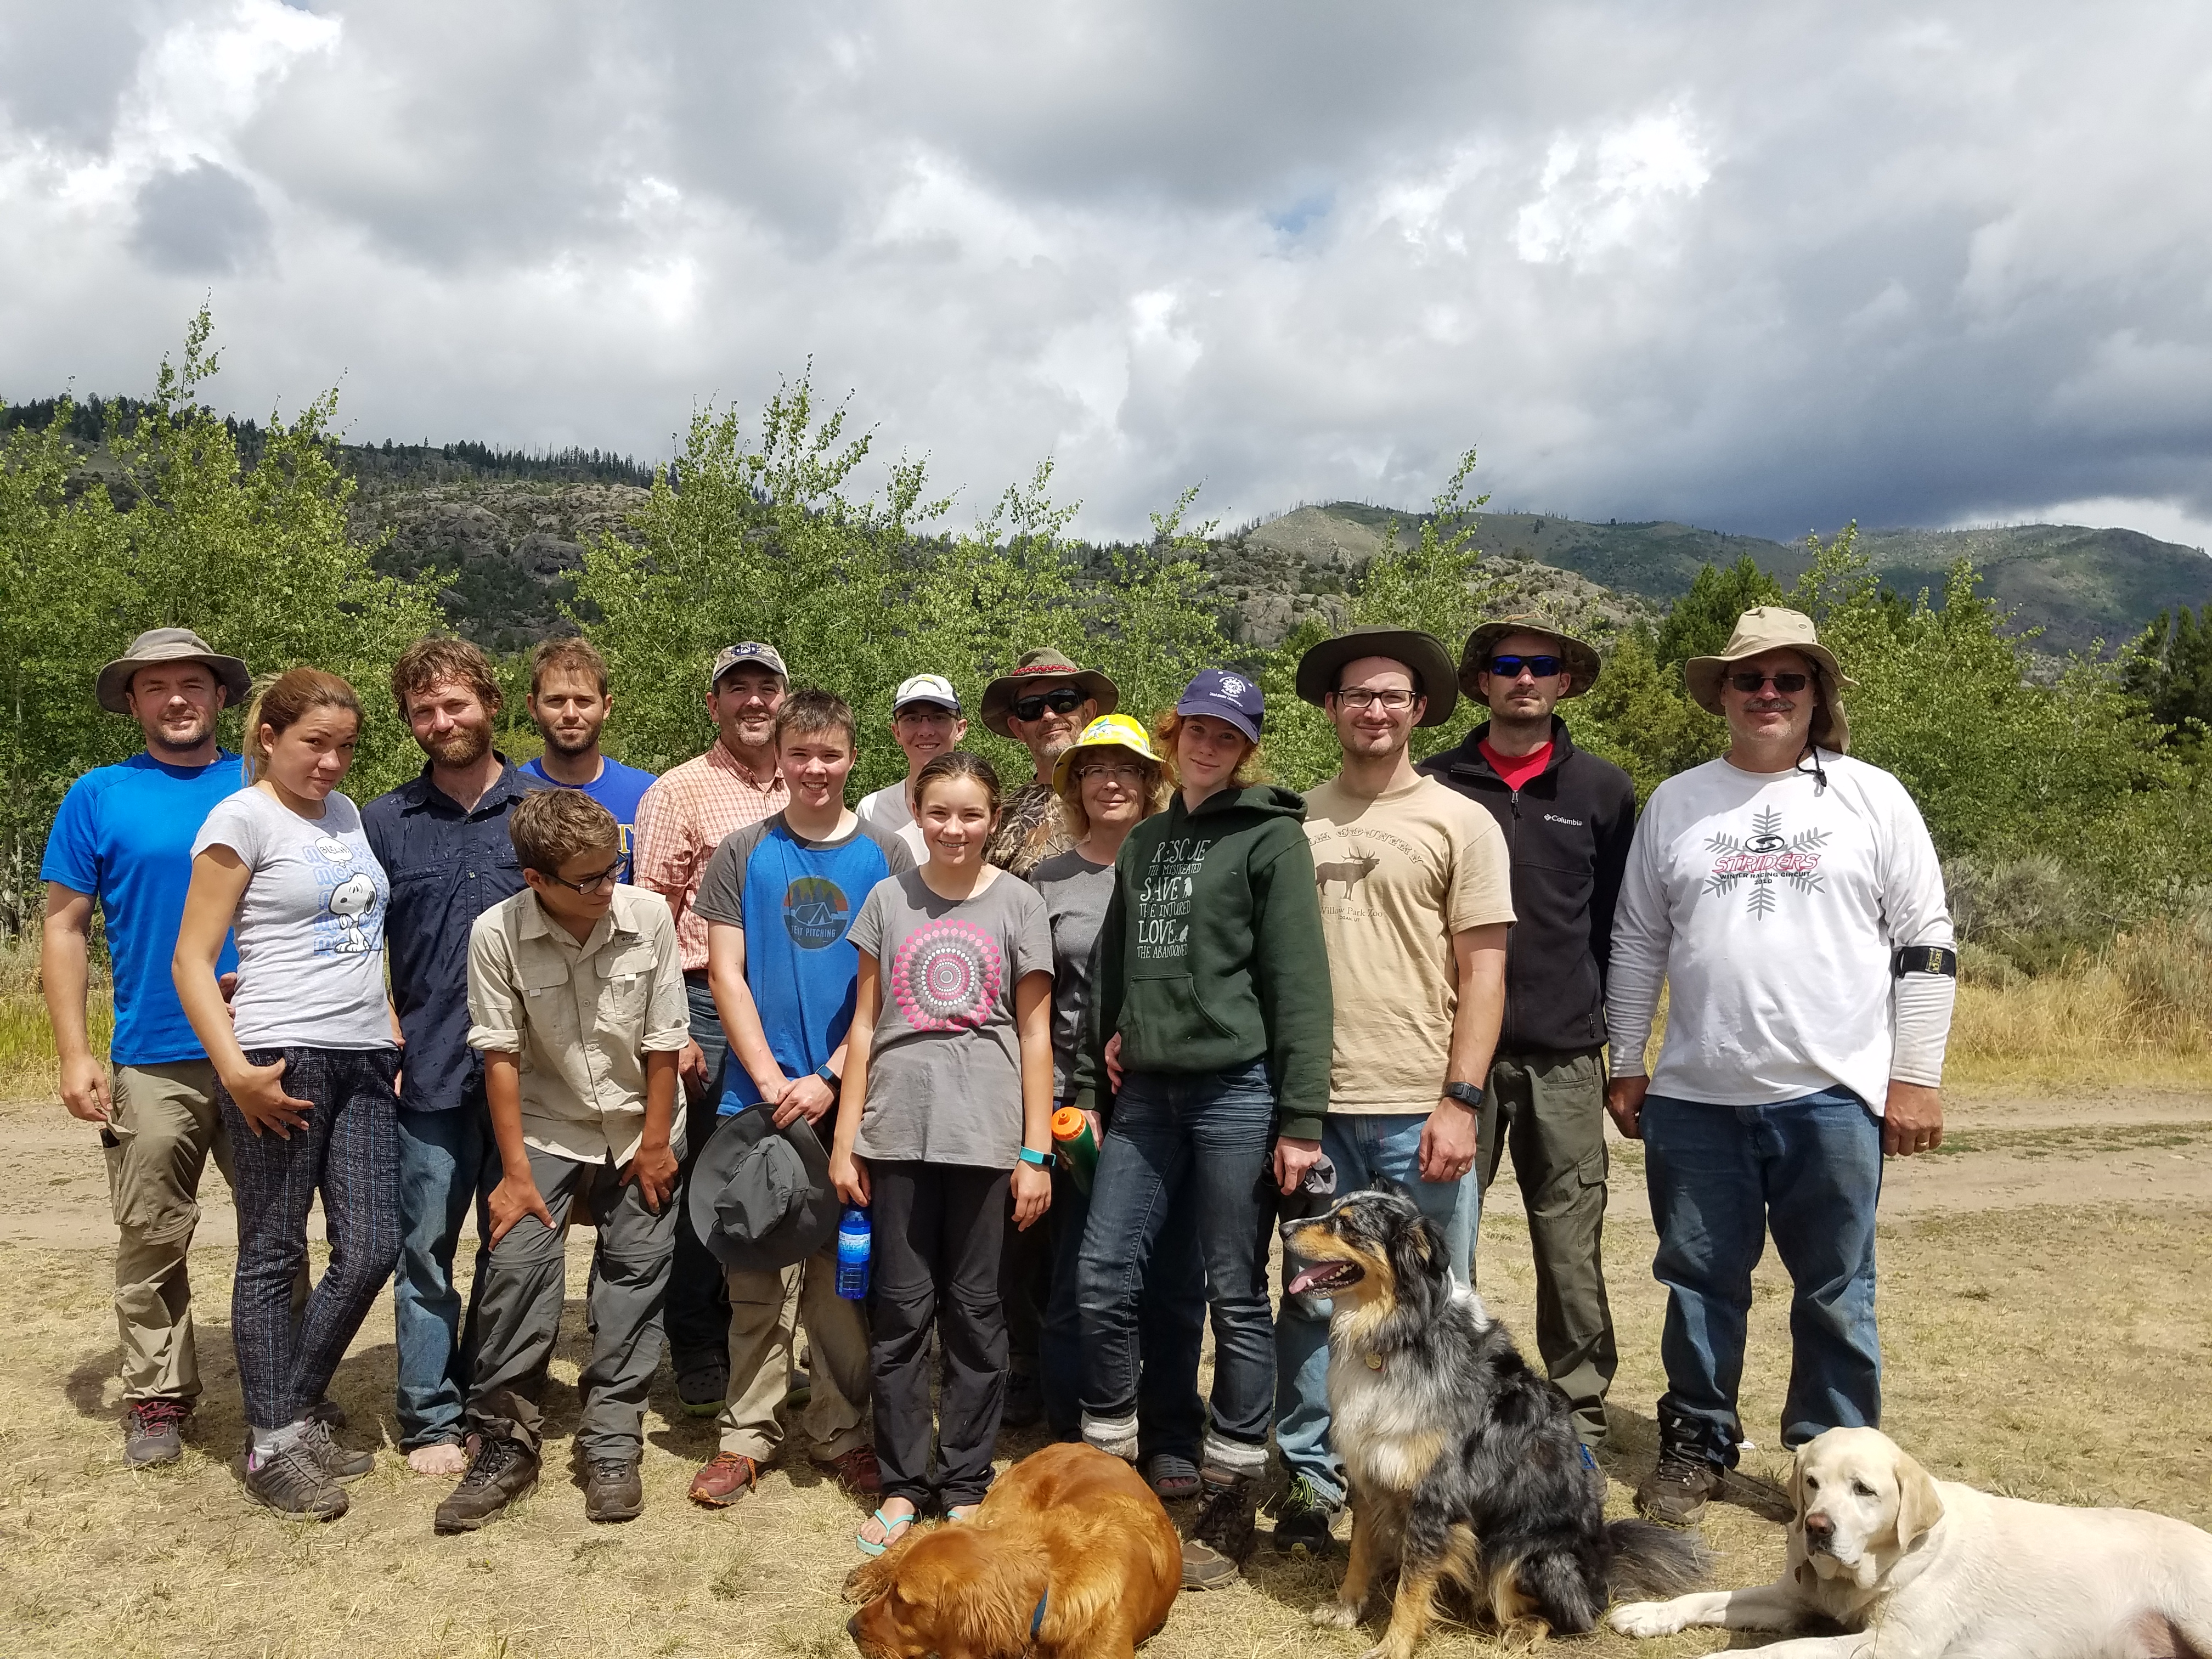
[1271,625,1513,1557]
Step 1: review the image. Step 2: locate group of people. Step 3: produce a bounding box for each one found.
[43,601,1957,1582]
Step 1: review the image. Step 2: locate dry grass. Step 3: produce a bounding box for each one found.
[6,1075,2212,1658]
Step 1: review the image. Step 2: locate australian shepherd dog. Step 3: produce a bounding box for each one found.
[1282,1182,1708,1656]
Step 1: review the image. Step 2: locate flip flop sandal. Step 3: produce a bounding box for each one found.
[855,1507,916,1556]
[944,1504,980,1522]
[1146,1454,1201,1500]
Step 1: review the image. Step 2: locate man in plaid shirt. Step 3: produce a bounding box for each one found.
[631,641,791,1413]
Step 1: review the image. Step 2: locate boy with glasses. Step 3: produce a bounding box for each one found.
[856,674,968,860]
[1417,613,1638,1452]
[437,789,689,1531]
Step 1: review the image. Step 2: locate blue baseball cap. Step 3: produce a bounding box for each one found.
[1175,668,1263,743]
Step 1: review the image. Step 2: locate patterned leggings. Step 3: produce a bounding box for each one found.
[218,1047,402,1434]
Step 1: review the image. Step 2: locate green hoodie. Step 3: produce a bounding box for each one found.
[1084,783,1333,1140]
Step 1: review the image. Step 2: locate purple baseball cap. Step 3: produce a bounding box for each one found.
[1175,668,1263,743]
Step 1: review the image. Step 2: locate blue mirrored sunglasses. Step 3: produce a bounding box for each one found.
[1486,654,1563,679]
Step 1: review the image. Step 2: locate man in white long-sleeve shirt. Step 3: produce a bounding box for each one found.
[1604,607,1955,1526]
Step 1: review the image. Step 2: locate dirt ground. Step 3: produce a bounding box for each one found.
[4,1080,2210,1658]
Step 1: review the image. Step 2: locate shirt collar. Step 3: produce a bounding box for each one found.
[707,737,782,791]
[517,883,646,953]
[404,755,532,817]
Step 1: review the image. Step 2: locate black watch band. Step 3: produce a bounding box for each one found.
[1441,1081,1484,1110]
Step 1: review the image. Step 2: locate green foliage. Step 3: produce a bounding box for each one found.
[0,308,444,931]
[1259,450,1508,788]
[1652,554,1784,668]
[2124,604,2212,749]
[571,375,1234,799]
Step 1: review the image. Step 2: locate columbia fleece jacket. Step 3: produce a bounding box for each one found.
[1083,784,1332,1140]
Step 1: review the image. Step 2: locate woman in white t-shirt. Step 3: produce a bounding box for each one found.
[173,667,398,1521]
[829,750,1054,1554]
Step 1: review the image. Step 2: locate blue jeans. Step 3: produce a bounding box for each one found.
[1275,1113,1479,1505]
[1641,1086,1883,1465]
[1077,1061,1277,1478]
[393,1093,497,1449]
[1041,1105,1205,1460]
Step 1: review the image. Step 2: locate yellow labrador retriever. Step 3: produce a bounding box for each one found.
[1611,1426,2212,1659]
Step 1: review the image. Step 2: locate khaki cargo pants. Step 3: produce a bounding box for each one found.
[103,1061,232,1404]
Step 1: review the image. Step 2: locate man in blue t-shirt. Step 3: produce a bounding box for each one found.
[682,689,912,1510]
[520,636,656,880]
[40,628,252,1468]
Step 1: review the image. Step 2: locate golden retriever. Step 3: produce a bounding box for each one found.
[842,1442,1180,1659]
[1611,1426,2212,1658]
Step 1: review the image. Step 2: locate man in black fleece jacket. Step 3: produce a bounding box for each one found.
[1417,616,1636,1447]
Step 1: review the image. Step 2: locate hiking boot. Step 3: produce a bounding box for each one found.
[675,1356,729,1419]
[245,1439,349,1521]
[434,1435,540,1533]
[583,1453,644,1523]
[1181,1474,1257,1589]
[815,1444,882,1496]
[301,1416,374,1482]
[1271,1474,1340,1558]
[125,1398,191,1468]
[1001,1370,1043,1429]
[687,1451,761,1508]
[1635,1447,1724,1526]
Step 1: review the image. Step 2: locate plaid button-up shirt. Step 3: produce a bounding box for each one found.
[631,740,788,970]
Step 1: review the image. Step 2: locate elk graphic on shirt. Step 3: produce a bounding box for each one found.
[1312,850,1381,896]
[1703,806,1828,918]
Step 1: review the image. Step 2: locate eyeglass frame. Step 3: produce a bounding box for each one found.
[1726,669,1816,695]
[1326,686,1423,712]
[536,860,624,895]
[1483,654,1565,681]
[1070,759,1148,784]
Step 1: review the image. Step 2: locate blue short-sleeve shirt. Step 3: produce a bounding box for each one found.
[40,750,245,1066]
[519,755,657,881]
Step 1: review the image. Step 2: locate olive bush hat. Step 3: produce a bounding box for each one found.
[1050,713,1163,794]
[1457,614,1603,701]
[686,1107,840,1274]
[1684,605,1857,752]
[96,627,251,714]
[979,647,1119,737]
[1294,625,1459,726]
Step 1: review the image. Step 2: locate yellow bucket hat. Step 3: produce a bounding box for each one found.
[1050,713,1163,794]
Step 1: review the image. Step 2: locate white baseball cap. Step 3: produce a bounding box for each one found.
[891,673,962,714]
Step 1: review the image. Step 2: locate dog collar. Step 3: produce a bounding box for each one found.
[1030,1589,1047,1641]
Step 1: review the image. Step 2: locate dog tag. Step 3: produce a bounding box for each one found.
[1364,1353,1384,1371]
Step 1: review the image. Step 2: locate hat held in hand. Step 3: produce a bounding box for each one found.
[687,1105,842,1274]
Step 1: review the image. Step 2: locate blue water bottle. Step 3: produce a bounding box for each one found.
[835,1205,871,1300]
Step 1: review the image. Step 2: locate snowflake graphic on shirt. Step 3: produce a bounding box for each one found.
[1703,807,1829,918]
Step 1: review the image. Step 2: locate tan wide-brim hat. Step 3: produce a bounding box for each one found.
[1457,614,1604,701]
[1294,625,1460,727]
[979,647,1119,738]
[96,628,252,714]
[1684,606,1857,752]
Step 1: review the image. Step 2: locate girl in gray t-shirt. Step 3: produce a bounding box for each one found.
[828,752,1053,1550]
[173,668,399,1521]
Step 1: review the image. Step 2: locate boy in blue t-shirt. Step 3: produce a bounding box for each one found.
[40,628,252,1468]
[684,690,912,1509]
[521,636,657,879]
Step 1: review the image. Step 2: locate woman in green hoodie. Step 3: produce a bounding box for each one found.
[1075,668,1331,1589]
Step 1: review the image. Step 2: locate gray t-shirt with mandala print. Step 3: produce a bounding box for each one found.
[846,866,1053,1168]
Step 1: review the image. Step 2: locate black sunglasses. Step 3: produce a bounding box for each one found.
[1729,671,1811,694]
[1486,654,1563,679]
[1011,686,1086,721]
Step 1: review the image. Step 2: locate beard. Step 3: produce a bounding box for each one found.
[543,724,596,756]
[423,723,494,769]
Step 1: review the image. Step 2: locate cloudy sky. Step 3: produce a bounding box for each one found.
[3,1,2209,549]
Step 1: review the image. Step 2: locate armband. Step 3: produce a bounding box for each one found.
[1892,946,1958,979]
[1016,1146,1053,1168]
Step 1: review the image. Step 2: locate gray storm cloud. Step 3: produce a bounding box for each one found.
[1,0,2208,547]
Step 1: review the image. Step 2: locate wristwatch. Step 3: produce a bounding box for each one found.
[1441,1081,1484,1110]
[1016,1146,1053,1167]
[816,1063,839,1088]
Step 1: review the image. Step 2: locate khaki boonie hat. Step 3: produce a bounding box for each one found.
[1684,606,1856,752]
[96,628,252,714]
[978,647,1119,738]
[1458,614,1603,701]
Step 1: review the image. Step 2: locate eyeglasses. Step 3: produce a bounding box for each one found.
[1486,655,1563,680]
[1330,688,1419,711]
[1073,762,1145,785]
[1728,671,1812,694]
[1011,686,1086,721]
[541,862,622,895]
